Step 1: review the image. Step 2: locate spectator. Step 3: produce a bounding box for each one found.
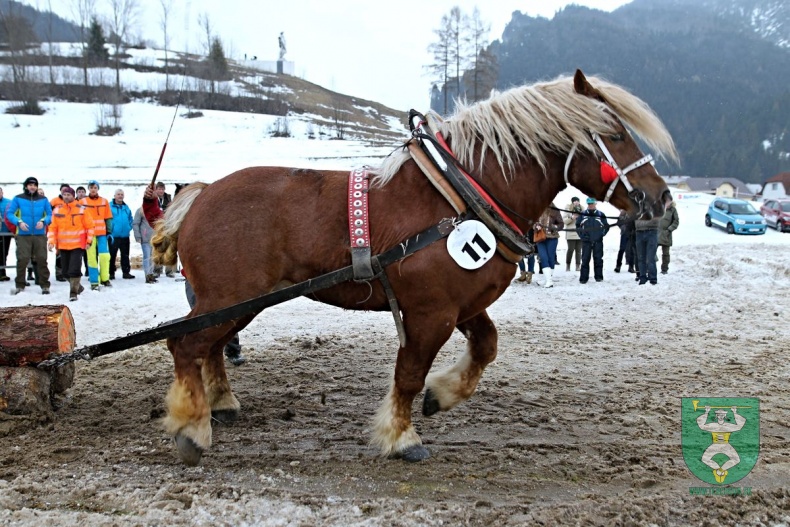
[0,187,12,282]
[80,180,114,290]
[153,182,175,278]
[133,206,157,284]
[51,183,71,282]
[75,186,89,276]
[142,184,246,366]
[563,197,583,272]
[576,197,609,284]
[534,205,563,288]
[514,228,536,284]
[6,177,52,295]
[659,197,680,275]
[635,215,661,285]
[109,189,135,280]
[614,210,636,273]
[47,186,93,301]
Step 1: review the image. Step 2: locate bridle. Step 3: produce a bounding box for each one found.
[563,132,655,216]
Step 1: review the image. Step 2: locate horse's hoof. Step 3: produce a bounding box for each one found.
[422,388,441,416]
[174,434,203,466]
[395,444,431,462]
[211,408,239,425]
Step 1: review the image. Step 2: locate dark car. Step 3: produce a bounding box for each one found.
[760,199,790,232]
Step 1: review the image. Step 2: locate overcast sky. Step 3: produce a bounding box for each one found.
[47,0,631,111]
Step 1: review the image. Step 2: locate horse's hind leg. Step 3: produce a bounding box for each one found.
[163,323,236,466]
[372,311,456,462]
[422,310,497,416]
[202,316,253,425]
[202,332,241,425]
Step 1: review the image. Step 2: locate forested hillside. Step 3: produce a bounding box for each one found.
[491,0,790,182]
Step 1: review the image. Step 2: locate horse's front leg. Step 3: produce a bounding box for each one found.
[371,310,456,462]
[163,323,236,466]
[422,310,497,416]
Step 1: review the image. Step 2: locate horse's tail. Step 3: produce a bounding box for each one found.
[151,182,209,267]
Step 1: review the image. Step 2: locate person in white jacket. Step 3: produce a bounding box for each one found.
[563,197,583,272]
[133,207,156,283]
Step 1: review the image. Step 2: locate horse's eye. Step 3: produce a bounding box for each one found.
[611,133,625,142]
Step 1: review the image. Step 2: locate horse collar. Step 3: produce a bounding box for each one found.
[407,110,530,261]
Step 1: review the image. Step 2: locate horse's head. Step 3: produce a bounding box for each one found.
[567,70,677,220]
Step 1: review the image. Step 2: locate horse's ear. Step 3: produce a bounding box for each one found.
[573,69,605,102]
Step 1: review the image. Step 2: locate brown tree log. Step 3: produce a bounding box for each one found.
[0,305,75,366]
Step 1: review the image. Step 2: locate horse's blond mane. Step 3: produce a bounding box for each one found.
[372,74,678,186]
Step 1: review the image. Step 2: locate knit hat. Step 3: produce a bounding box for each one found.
[586,197,597,204]
[571,197,580,203]
[23,176,39,187]
[87,180,100,189]
[61,186,75,196]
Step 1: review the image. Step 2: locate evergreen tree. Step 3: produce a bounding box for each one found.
[208,37,228,78]
[86,16,108,64]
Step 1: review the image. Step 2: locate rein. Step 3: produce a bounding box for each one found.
[37,218,456,370]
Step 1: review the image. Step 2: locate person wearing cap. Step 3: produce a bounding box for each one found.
[51,183,72,282]
[48,187,93,301]
[5,177,53,294]
[563,197,583,272]
[79,180,114,290]
[0,186,13,282]
[575,197,609,284]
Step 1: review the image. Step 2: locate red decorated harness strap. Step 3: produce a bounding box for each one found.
[348,168,370,249]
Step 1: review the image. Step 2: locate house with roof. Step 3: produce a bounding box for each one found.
[676,177,757,199]
[761,173,790,200]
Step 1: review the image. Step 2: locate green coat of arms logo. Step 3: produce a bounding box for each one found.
[681,398,760,485]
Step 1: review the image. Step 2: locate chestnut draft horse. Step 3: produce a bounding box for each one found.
[151,70,678,466]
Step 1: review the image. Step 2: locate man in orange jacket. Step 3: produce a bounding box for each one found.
[48,186,93,301]
[80,180,113,290]
[50,183,72,283]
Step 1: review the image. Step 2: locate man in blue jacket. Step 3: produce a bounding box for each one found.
[0,186,13,282]
[5,177,52,294]
[109,189,135,279]
[576,197,609,284]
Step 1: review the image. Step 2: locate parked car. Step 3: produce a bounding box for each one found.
[759,199,790,232]
[705,198,766,235]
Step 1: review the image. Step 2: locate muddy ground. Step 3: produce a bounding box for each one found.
[1,244,789,526]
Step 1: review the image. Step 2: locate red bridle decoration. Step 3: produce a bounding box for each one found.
[601,161,619,185]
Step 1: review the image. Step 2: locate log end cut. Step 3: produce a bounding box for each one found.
[0,305,76,366]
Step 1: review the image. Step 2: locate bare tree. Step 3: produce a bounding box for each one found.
[71,0,97,92]
[0,2,42,113]
[463,7,491,103]
[426,12,453,114]
[447,7,464,102]
[159,0,173,90]
[45,0,56,86]
[107,0,139,97]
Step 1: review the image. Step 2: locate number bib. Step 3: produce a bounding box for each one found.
[446,220,496,270]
